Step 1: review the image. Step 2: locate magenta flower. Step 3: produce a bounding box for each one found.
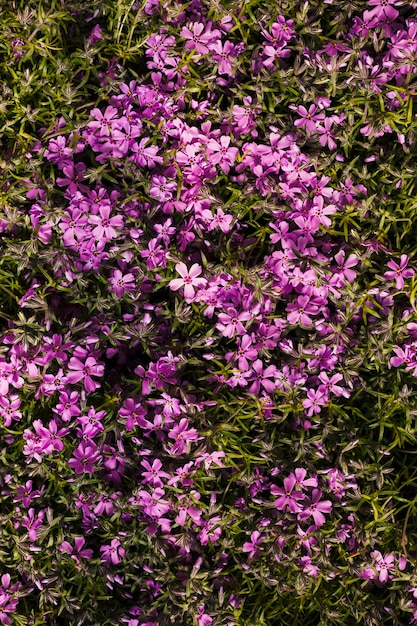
[242,531,263,560]
[216,307,252,338]
[180,22,220,55]
[206,136,239,173]
[21,508,44,542]
[318,372,350,398]
[0,593,19,625]
[174,491,203,526]
[0,394,22,426]
[60,537,94,563]
[334,250,359,283]
[247,359,278,395]
[286,295,319,326]
[88,105,120,137]
[68,442,101,474]
[168,418,200,454]
[67,355,104,392]
[291,468,318,490]
[44,136,73,164]
[14,480,42,508]
[135,487,171,518]
[149,175,176,202]
[195,604,213,626]
[169,262,207,302]
[362,551,397,584]
[210,40,237,75]
[271,476,305,513]
[141,458,170,488]
[384,254,414,289]
[100,538,125,565]
[131,137,163,168]
[367,0,400,20]
[302,388,328,416]
[290,104,324,132]
[316,117,337,150]
[297,489,332,526]
[88,206,124,240]
[194,450,226,470]
[109,269,136,297]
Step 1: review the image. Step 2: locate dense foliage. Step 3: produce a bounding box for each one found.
[1,0,417,624]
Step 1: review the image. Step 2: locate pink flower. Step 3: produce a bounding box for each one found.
[195,604,213,626]
[180,22,220,55]
[21,508,44,542]
[88,206,124,240]
[88,105,120,137]
[169,262,207,302]
[286,295,319,326]
[0,593,19,625]
[384,254,414,289]
[318,372,350,398]
[302,388,328,416]
[67,355,104,392]
[290,104,324,132]
[297,489,332,526]
[216,307,252,338]
[68,442,101,474]
[271,476,305,513]
[316,117,337,150]
[168,418,200,454]
[362,550,398,584]
[210,40,237,75]
[149,175,176,202]
[100,538,125,565]
[242,531,263,560]
[109,270,136,297]
[60,537,94,563]
[174,491,202,526]
[44,136,73,164]
[206,136,239,173]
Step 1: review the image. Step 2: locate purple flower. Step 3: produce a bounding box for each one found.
[247,359,278,395]
[297,489,332,526]
[384,254,414,289]
[216,307,252,338]
[68,442,101,474]
[169,262,207,302]
[141,458,170,488]
[88,105,120,137]
[242,531,263,560]
[168,418,200,455]
[88,206,124,240]
[109,270,136,297]
[316,117,337,150]
[0,593,19,625]
[21,508,44,542]
[149,175,176,202]
[174,491,202,526]
[180,22,220,55]
[206,136,238,173]
[60,537,94,566]
[271,476,305,513]
[88,24,104,45]
[195,604,213,626]
[67,355,104,392]
[44,136,73,164]
[100,538,125,565]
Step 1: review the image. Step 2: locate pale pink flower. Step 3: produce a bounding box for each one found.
[169,262,207,302]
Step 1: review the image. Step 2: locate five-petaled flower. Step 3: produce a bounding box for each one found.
[169,262,207,302]
[384,254,414,289]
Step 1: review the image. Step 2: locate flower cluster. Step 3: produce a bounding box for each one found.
[0,0,417,624]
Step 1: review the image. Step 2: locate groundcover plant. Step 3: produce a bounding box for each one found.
[3,0,417,624]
